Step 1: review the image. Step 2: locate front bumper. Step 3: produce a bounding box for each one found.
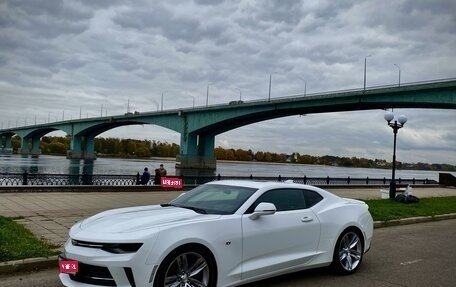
[59,240,158,287]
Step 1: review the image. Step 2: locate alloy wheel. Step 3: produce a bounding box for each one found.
[164,251,210,287]
[338,231,362,272]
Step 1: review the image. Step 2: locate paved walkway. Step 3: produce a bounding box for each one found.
[0,187,455,248]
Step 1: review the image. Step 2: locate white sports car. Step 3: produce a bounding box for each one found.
[59,180,373,287]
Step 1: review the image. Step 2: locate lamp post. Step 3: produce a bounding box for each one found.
[364,55,371,91]
[161,92,165,112]
[188,95,195,108]
[206,83,213,107]
[394,64,401,87]
[268,72,278,102]
[298,77,307,96]
[384,111,407,199]
[234,88,242,101]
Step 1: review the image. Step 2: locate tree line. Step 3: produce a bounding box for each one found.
[4,135,456,171]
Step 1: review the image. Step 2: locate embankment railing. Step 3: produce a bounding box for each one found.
[0,171,437,186]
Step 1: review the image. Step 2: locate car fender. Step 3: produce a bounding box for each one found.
[313,201,372,260]
[146,215,243,285]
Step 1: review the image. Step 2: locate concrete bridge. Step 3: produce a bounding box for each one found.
[1,79,456,175]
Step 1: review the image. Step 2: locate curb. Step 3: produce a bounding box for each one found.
[373,213,456,228]
[0,256,58,275]
[1,214,456,276]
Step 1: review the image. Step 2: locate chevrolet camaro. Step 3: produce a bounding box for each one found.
[59,180,373,287]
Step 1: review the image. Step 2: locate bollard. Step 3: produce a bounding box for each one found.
[22,170,28,185]
[135,172,140,185]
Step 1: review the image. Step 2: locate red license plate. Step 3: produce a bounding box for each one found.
[161,177,183,188]
[59,260,79,273]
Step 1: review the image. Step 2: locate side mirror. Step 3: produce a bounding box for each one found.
[249,202,276,220]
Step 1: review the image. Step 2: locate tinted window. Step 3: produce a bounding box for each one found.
[170,184,257,214]
[247,189,305,212]
[303,189,323,208]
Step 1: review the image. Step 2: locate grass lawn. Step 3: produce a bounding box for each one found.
[0,216,59,262]
[365,196,456,221]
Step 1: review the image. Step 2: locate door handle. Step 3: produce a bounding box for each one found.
[301,216,313,222]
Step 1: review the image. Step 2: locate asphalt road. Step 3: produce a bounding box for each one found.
[1,219,455,287]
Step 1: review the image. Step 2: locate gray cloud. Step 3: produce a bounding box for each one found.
[0,0,455,165]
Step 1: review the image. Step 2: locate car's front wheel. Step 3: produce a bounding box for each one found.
[332,229,364,275]
[154,245,217,287]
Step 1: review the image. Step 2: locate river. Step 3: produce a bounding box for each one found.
[0,154,451,181]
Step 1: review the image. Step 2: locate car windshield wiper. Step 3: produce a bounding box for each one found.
[160,203,207,214]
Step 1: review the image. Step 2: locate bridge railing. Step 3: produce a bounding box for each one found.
[0,172,436,187]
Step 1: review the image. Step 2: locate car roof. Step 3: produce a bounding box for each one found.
[205,179,318,190]
[205,180,340,200]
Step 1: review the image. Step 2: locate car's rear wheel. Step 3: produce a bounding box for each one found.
[332,229,364,275]
[154,245,216,287]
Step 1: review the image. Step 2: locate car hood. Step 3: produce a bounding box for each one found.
[77,205,220,234]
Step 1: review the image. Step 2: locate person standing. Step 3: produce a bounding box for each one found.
[159,164,167,177]
[140,167,151,185]
[153,168,161,185]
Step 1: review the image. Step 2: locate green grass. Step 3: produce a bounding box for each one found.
[0,216,59,262]
[365,196,456,222]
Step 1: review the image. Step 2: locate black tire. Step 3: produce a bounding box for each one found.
[153,245,217,287]
[331,228,364,275]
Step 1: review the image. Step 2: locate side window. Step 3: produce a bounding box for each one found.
[248,189,305,212]
[302,189,323,208]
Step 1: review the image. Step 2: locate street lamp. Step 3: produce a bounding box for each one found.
[188,95,195,108]
[384,111,407,199]
[268,72,278,102]
[394,64,401,87]
[234,88,242,101]
[206,83,213,107]
[298,77,307,97]
[161,92,165,112]
[364,55,371,91]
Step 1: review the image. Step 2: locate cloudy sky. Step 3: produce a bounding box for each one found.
[1,0,455,165]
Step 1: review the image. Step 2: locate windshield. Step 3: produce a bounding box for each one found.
[169,184,258,215]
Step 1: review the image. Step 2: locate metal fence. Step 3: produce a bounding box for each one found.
[0,171,437,186]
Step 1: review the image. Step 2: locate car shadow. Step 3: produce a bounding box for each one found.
[238,266,335,287]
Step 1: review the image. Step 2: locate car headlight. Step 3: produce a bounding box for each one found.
[71,239,143,254]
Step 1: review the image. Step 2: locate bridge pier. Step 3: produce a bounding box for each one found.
[66,150,97,160]
[0,133,13,154]
[175,155,217,176]
[176,133,216,176]
[18,136,41,155]
[66,135,97,160]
